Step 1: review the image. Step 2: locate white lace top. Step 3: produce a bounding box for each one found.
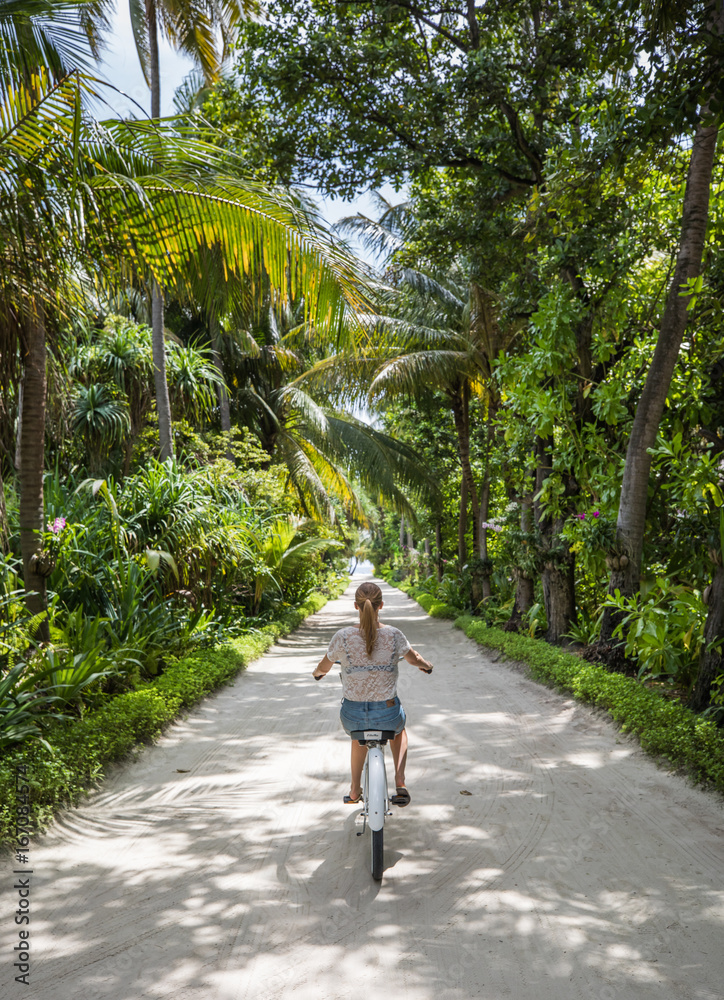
[326,625,411,702]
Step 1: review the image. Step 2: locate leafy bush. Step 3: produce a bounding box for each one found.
[0,662,69,751]
[602,578,706,686]
[396,579,459,619]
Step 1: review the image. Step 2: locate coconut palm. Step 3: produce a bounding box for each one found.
[1,69,370,631]
[0,0,109,95]
[224,298,434,523]
[0,0,111,579]
[307,197,516,601]
[128,0,253,460]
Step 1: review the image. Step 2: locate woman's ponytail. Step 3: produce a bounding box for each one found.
[355,582,383,656]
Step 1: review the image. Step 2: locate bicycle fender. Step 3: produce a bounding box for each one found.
[367,748,386,832]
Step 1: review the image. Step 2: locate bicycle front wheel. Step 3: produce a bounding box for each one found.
[371,827,384,880]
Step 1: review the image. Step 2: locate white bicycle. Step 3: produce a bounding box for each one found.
[349,728,397,880]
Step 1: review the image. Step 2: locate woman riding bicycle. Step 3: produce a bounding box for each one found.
[313,581,434,806]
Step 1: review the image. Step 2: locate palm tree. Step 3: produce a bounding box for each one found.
[0,0,109,95]
[0,0,111,556]
[312,197,516,604]
[226,304,433,522]
[128,0,251,460]
[1,70,371,632]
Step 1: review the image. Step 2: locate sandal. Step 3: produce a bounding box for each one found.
[391,787,411,807]
[344,792,363,804]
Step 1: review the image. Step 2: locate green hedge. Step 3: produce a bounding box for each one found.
[393,577,461,620]
[0,581,347,849]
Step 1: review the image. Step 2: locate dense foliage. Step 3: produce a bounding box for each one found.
[204,0,724,714]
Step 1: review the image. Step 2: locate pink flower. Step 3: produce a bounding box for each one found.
[576,513,586,520]
[47,517,66,534]
[593,511,600,518]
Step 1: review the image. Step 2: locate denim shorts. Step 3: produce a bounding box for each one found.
[340,697,406,736]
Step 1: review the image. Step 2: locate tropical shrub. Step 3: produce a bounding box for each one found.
[602,579,707,687]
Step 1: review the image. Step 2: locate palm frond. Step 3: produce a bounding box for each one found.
[128,0,151,86]
[368,351,478,402]
[0,74,374,351]
[0,0,109,96]
[335,193,414,264]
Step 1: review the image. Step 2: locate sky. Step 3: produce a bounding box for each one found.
[95,3,399,244]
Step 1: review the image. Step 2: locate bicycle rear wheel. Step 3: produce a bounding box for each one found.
[371,827,383,880]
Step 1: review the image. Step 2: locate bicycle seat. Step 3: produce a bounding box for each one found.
[350,730,398,746]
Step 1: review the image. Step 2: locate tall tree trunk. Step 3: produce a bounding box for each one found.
[450,385,482,604]
[146,1,173,461]
[435,519,443,582]
[146,0,161,119]
[14,377,23,471]
[152,282,173,461]
[450,386,480,552]
[689,562,724,712]
[123,434,134,477]
[479,475,491,598]
[210,318,232,434]
[399,514,405,550]
[534,435,576,643]
[477,402,498,600]
[541,540,575,644]
[0,459,8,554]
[506,484,535,630]
[600,105,721,643]
[458,472,468,565]
[19,309,50,641]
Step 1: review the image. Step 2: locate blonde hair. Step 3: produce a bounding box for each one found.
[355,582,383,656]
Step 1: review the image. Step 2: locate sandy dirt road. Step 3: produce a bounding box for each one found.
[3,575,724,1000]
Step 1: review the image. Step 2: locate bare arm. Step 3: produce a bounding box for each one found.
[313,654,334,679]
[404,647,434,673]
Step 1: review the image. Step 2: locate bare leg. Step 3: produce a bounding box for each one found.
[349,740,367,799]
[389,728,408,788]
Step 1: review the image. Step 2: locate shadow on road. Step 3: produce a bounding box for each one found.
[19,580,724,1000]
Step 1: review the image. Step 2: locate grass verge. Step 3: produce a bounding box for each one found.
[0,580,348,849]
[396,579,724,794]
